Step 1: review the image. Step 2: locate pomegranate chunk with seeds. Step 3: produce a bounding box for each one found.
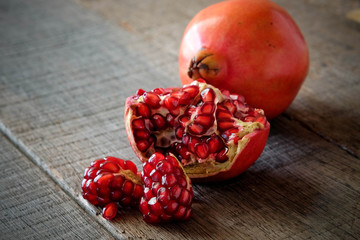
[125,80,270,182]
[81,156,144,220]
[139,153,193,224]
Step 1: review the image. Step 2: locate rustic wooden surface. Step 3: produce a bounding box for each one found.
[1,0,359,239]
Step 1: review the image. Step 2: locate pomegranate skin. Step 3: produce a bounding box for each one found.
[179,0,309,119]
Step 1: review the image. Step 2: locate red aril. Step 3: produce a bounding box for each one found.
[178,0,309,119]
[125,81,270,182]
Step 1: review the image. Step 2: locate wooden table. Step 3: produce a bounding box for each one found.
[1,0,359,239]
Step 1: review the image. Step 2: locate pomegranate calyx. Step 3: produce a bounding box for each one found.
[188,49,227,82]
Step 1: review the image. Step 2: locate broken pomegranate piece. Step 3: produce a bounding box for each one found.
[125,80,270,182]
[81,157,144,220]
[139,153,193,224]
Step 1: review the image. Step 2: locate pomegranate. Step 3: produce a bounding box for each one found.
[178,0,309,119]
[81,156,144,219]
[125,80,270,182]
[139,153,193,224]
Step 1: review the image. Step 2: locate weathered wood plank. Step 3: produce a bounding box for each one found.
[0,133,114,240]
[0,0,359,239]
[76,0,360,157]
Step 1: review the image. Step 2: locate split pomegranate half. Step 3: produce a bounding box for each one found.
[125,80,270,182]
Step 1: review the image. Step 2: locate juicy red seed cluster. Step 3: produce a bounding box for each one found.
[81,156,143,207]
[139,153,193,224]
[131,83,266,164]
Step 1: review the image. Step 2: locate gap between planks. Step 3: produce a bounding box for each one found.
[282,113,359,160]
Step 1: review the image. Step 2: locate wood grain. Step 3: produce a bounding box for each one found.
[0,0,359,239]
[0,133,114,240]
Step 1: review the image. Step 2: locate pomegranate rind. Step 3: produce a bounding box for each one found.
[124,81,270,182]
[185,122,270,182]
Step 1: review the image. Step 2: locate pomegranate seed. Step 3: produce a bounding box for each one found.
[179,115,190,128]
[169,107,180,117]
[188,123,205,135]
[194,142,209,159]
[164,96,179,110]
[182,85,199,98]
[162,174,177,187]
[125,160,137,174]
[216,147,229,162]
[166,113,175,127]
[175,127,184,139]
[135,103,151,118]
[122,180,134,195]
[182,134,190,145]
[110,190,122,201]
[86,180,97,194]
[143,187,153,200]
[85,167,98,179]
[152,88,166,95]
[185,105,196,116]
[216,109,233,119]
[194,114,214,128]
[148,152,165,167]
[171,91,191,105]
[170,185,182,200]
[221,128,238,141]
[102,202,118,220]
[187,136,200,153]
[164,200,179,215]
[174,205,186,219]
[132,119,146,130]
[255,116,267,125]
[134,130,151,139]
[200,88,215,102]
[94,174,114,188]
[150,169,162,182]
[91,158,105,168]
[200,102,215,114]
[217,119,235,131]
[151,113,167,130]
[157,187,171,205]
[100,162,120,173]
[222,99,236,114]
[206,135,223,153]
[144,92,161,108]
[179,189,191,206]
[156,160,173,174]
[110,175,125,189]
[136,89,146,96]
[175,143,189,160]
[136,139,150,152]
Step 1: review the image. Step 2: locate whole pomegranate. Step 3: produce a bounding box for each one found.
[179,0,309,119]
[125,80,270,182]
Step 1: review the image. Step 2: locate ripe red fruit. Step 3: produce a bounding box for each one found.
[125,81,270,182]
[139,153,193,224]
[178,0,309,119]
[81,157,144,219]
[102,202,118,220]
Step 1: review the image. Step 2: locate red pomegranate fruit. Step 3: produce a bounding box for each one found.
[178,0,309,119]
[125,80,270,182]
[81,157,144,219]
[139,153,193,224]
